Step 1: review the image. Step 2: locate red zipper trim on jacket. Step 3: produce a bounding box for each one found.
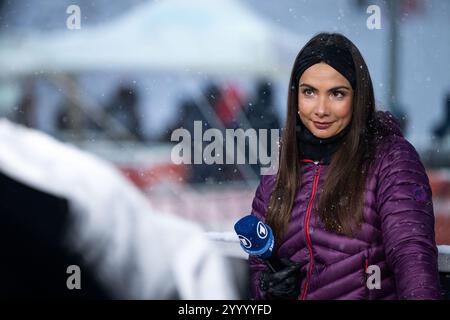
[299,161,321,300]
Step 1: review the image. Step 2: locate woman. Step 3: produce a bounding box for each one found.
[249,32,441,300]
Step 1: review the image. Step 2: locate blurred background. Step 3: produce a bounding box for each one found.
[0,0,449,261]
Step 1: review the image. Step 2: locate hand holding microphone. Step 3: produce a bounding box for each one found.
[260,258,301,299]
[234,214,301,300]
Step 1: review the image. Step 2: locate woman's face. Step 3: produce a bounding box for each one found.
[298,63,353,139]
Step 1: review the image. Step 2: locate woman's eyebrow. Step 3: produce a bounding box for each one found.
[299,83,351,91]
[328,86,351,91]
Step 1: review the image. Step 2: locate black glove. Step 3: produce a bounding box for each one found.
[260,258,302,300]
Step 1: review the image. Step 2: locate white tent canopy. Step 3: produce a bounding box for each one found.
[0,0,306,78]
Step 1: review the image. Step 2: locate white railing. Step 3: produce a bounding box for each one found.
[438,245,450,273]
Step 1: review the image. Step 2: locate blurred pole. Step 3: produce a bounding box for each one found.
[66,73,83,139]
[387,0,399,115]
[387,0,408,133]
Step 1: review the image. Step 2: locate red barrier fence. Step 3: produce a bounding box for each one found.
[429,170,450,245]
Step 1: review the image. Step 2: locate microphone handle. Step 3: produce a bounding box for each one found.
[265,259,277,273]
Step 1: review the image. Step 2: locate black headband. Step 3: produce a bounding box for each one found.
[293,44,356,89]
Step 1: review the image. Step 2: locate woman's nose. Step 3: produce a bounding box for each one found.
[314,96,330,117]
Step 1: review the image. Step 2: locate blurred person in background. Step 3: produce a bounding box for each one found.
[216,83,245,129]
[244,79,281,177]
[432,92,450,143]
[249,32,441,300]
[164,97,205,184]
[245,79,280,132]
[15,78,36,128]
[166,82,226,184]
[215,83,247,181]
[0,117,238,299]
[105,83,143,141]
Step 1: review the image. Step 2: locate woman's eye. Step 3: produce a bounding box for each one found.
[303,89,314,96]
[332,90,345,98]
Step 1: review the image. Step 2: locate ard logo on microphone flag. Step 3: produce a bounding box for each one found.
[257,221,268,239]
[238,235,252,249]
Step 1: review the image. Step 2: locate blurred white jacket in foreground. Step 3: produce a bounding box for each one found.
[0,118,238,299]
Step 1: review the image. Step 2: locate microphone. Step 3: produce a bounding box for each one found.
[234,214,276,272]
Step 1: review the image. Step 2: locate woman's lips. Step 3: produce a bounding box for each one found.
[313,121,334,130]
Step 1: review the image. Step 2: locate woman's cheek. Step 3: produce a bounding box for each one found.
[298,98,315,113]
[333,100,352,117]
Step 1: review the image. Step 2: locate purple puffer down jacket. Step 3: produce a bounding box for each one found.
[249,111,441,300]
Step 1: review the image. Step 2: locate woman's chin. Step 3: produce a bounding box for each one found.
[309,127,335,139]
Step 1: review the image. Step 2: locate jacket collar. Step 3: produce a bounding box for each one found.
[297,121,351,165]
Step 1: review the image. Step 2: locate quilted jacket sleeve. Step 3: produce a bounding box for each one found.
[377,137,441,299]
[248,175,272,300]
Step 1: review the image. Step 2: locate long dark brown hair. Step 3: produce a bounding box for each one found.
[266,32,379,244]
